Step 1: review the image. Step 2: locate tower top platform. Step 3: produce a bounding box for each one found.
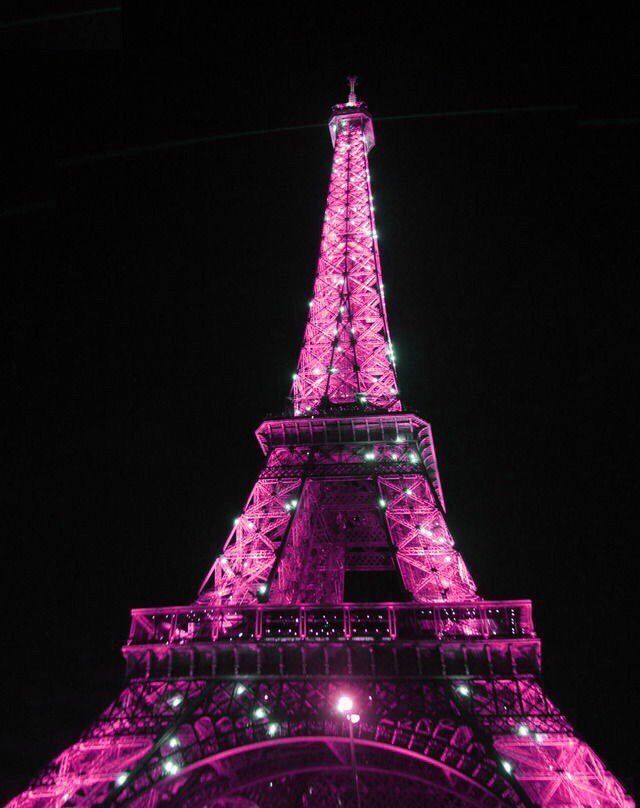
[329,78,375,149]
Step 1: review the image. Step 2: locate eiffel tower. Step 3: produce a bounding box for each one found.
[10,79,632,807]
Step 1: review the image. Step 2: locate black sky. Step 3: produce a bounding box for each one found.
[2,3,637,803]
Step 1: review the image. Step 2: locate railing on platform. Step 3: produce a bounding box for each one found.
[128,600,534,647]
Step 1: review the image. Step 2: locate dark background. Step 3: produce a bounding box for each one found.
[2,3,637,803]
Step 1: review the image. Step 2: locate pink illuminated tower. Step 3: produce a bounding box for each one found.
[11,80,632,807]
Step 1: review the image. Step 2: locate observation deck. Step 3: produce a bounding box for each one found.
[256,412,446,510]
[123,600,540,682]
[329,99,375,151]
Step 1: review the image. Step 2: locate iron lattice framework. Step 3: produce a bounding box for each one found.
[291,93,400,417]
[10,82,632,807]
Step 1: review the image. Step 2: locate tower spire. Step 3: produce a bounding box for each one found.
[291,83,400,416]
[347,74,358,105]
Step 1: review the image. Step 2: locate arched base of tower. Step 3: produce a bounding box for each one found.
[10,675,633,807]
[149,738,513,807]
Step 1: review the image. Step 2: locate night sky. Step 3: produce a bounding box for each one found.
[2,4,637,803]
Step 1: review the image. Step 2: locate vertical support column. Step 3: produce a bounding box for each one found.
[344,607,352,639]
[388,606,397,639]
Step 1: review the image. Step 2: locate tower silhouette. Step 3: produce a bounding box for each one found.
[11,82,631,807]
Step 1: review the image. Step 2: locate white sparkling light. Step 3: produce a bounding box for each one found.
[163,760,180,776]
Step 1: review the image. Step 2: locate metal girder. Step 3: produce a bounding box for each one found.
[198,431,475,606]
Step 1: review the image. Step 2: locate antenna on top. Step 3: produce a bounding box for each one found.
[347,75,358,106]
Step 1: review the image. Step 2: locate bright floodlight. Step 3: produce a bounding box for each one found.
[349,713,361,724]
[337,695,353,714]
